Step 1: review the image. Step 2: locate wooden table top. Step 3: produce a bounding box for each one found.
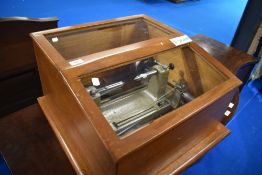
[192,34,255,74]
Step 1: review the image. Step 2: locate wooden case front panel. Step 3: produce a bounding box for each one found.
[33,42,116,175]
[117,88,237,175]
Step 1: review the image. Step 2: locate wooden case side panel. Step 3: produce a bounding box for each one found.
[33,42,116,175]
[117,88,237,175]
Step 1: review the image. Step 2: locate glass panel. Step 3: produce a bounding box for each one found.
[81,46,228,137]
[45,18,172,60]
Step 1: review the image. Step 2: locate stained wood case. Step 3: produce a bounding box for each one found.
[31,15,241,175]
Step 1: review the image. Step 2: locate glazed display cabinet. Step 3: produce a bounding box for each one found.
[31,15,241,175]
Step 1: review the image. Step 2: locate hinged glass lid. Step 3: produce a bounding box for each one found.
[45,18,173,60]
[81,46,227,137]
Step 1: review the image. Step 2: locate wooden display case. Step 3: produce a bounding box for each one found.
[31,15,241,175]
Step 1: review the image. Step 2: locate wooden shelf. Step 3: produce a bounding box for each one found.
[157,123,230,175]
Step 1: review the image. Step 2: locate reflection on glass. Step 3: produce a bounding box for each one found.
[81,47,227,137]
[45,19,172,60]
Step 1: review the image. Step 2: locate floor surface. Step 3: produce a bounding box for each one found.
[0,0,247,45]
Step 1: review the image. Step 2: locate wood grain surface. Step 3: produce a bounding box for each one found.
[0,104,75,175]
[0,17,58,116]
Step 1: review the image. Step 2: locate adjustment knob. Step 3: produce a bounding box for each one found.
[168,63,175,70]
